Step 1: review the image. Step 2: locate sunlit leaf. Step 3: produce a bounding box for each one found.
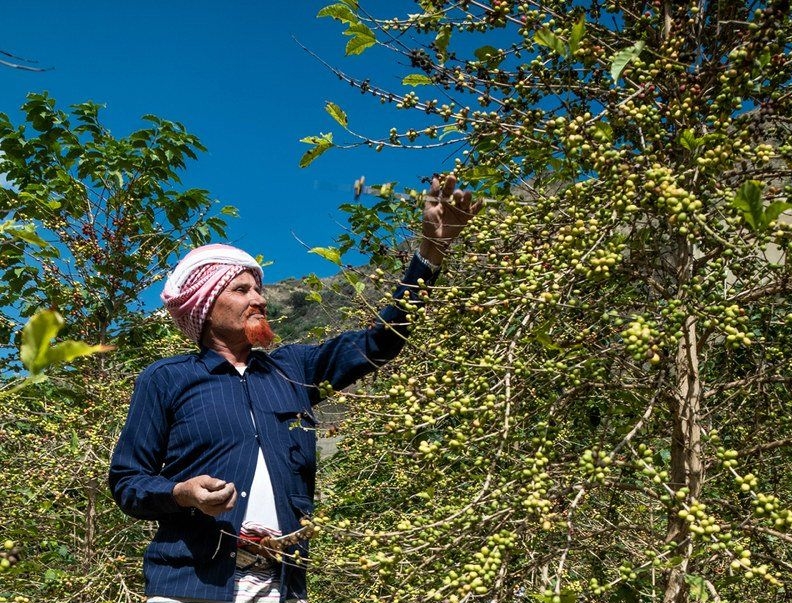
[20,310,113,375]
[344,22,376,55]
[569,14,586,54]
[678,129,702,152]
[435,25,451,64]
[220,205,240,218]
[20,309,64,373]
[610,41,645,82]
[309,246,342,265]
[402,74,433,87]
[325,101,348,127]
[317,2,358,24]
[45,340,115,368]
[299,133,334,168]
[535,28,567,57]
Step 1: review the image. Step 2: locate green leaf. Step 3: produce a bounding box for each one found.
[684,574,709,602]
[20,310,113,375]
[440,125,460,140]
[299,133,334,168]
[325,101,348,127]
[20,309,64,374]
[765,201,792,224]
[569,14,586,55]
[309,246,342,265]
[344,22,376,56]
[220,205,240,218]
[435,25,451,64]
[678,129,702,152]
[306,290,323,303]
[45,339,115,368]
[593,121,613,143]
[6,224,49,247]
[474,45,504,68]
[402,74,433,87]
[610,41,645,82]
[317,3,358,24]
[535,28,567,57]
[731,180,764,231]
[70,429,80,455]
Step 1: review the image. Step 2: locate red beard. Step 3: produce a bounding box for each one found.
[245,314,276,348]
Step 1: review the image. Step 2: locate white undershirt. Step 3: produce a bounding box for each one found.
[235,365,280,533]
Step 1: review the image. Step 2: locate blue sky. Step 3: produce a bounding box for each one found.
[0,1,455,285]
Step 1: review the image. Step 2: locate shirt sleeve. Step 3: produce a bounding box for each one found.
[300,252,440,401]
[108,367,184,520]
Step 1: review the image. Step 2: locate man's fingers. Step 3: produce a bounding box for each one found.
[441,173,458,198]
[201,477,228,491]
[203,482,235,503]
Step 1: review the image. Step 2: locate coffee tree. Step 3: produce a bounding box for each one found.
[0,94,228,601]
[305,2,792,602]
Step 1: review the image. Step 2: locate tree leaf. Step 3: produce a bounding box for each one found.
[535,28,567,57]
[7,224,50,248]
[474,45,504,68]
[45,340,115,368]
[325,101,348,127]
[344,22,376,56]
[569,14,586,55]
[684,574,709,602]
[678,129,702,152]
[309,246,342,265]
[317,3,358,25]
[19,310,113,375]
[435,25,451,64]
[299,133,334,168]
[593,121,613,142]
[765,201,792,224]
[610,41,645,82]
[220,205,239,218]
[402,74,433,87]
[731,180,764,231]
[20,309,64,374]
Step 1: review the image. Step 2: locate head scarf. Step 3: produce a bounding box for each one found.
[161,243,263,343]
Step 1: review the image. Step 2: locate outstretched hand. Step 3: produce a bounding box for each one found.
[420,173,482,266]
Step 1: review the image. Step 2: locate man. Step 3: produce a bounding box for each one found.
[109,174,481,603]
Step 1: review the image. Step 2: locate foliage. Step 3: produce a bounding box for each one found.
[0,92,232,351]
[307,2,792,603]
[0,94,228,602]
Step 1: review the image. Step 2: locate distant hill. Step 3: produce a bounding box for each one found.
[263,268,376,344]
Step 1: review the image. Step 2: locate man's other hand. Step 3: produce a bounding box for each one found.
[173,475,238,517]
[420,173,482,265]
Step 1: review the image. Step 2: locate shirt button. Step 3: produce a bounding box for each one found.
[241,491,247,498]
[230,552,236,558]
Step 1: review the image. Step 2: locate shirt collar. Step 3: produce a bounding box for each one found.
[198,346,272,373]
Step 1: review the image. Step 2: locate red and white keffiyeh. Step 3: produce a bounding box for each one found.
[161,244,263,343]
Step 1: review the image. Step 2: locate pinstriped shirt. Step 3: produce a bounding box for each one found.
[109,254,438,602]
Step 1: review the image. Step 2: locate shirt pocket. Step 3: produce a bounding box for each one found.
[273,409,317,476]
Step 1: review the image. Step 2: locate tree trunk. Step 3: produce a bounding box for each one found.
[663,239,704,603]
[83,475,98,571]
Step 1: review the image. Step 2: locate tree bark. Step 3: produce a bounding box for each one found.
[663,239,704,603]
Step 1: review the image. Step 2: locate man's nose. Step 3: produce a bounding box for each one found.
[250,291,267,309]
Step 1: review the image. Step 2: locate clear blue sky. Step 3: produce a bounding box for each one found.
[0,1,454,285]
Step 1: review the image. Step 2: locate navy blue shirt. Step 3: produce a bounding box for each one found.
[109,254,438,602]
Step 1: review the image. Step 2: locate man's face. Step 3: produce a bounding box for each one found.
[204,270,275,348]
